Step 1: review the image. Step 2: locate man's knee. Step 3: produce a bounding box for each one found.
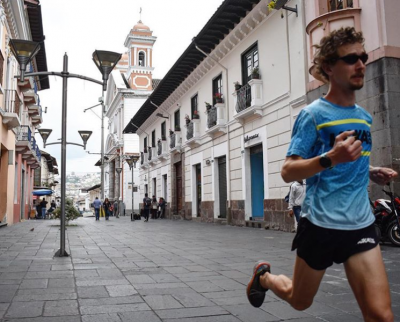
[291,299,313,311]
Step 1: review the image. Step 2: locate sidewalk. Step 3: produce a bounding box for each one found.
[0,216,399,321]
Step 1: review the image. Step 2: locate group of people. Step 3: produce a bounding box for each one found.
[142,193,166,222]
[35,198,56,219]
[92,197,120,221]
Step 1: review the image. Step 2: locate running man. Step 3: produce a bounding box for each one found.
[247,27,397,322]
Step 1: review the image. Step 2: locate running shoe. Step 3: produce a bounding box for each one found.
[246,261,271,308]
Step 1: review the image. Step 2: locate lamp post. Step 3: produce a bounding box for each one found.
[126,154,140,218]
[115,167,122,217]
[10,39,121,257]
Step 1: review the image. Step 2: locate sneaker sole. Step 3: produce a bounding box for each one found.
[246,260,271,302]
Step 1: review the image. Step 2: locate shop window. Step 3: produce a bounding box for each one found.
[212,75,223,105]
[241,43,259,84]
[144,137,147,151]
[191,94,198,118]
[328,0,353,11]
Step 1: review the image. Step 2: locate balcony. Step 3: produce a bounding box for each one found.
[1,90,22,129]
[205,103,227,137]
[157,139,168,161]
[306,8,362,84]
[169,131,182,154]
[185,119,201,148]
[15,126,41,168]
[31,106,43,125]
[233,79,263,124]
[140,151,149,169]
[148,146,157,165]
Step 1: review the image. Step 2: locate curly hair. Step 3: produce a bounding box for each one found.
[313,27,365,81]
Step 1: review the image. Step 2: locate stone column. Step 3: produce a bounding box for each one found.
[115,156,120,201]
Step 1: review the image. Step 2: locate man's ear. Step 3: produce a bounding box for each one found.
[322,62,333,78]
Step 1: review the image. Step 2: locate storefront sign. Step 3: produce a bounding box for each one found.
[244,133,259,143]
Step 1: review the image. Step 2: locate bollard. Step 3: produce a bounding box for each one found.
[131,213,135,221]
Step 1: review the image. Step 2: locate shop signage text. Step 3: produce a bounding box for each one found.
[244,134,259,143]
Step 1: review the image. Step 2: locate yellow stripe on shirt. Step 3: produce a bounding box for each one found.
[316,119,372,130]
[361,151,371,156]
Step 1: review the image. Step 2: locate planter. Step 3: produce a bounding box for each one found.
[215,98,223,104]
[251,74,260,80]
[235,85,241,91]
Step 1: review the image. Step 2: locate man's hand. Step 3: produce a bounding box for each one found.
[369,166,398,185]
[288,209,294,218]
[328,130,363,166]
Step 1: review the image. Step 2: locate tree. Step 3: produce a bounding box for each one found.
[53,198,80,224]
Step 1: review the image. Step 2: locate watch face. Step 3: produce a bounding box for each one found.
[319,156,332,168]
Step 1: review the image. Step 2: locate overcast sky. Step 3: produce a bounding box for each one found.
[38,0,223,173]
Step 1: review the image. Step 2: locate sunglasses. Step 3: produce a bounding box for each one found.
[335,53,369,65]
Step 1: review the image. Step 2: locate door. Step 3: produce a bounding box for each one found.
[250,145,264,219]
[195,164,201,217]
[175,162,182,211]
[218,156,227,218]
[20,169,25,220]
[152,178,156,197]
[163,174,167,201]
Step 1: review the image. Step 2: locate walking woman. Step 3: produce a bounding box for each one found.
[103,198,111,220]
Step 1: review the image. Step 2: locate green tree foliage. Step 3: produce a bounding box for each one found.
[53,198,80,224]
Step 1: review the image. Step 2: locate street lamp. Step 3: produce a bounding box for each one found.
[10,39,121,257]
[126,154,140,218]
[115,167,122,217]
[38,129,92,150]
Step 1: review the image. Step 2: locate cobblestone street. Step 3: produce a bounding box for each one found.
[0,217,399,322]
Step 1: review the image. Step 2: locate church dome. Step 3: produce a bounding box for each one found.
[133,20,150,31]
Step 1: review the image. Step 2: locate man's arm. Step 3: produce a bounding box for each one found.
[282,130,362,183]
[369,166,398,185]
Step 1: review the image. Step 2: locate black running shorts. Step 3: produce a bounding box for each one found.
[292,218,379,271]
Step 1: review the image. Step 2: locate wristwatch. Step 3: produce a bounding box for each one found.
[319,152,333,169]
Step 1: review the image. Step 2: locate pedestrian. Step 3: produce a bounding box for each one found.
[92,197,102,221]
[142,193,151,222]
[40,198,48,219]
[113,199,119,218]
[151,195,158,219]
[103,198,111,221]
[246,27,397,322]
[288,181,305,224]
[157,197,166,219]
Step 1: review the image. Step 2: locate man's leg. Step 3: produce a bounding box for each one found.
[344,246,393,322]
[260,256,325,310]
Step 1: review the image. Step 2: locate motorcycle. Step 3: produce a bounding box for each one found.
[372,184,400,247]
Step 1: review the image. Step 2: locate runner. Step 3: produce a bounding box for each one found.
[246,27,397,322]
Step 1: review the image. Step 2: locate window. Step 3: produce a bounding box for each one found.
[212,75,223,105]
[151,130,156,147]
[191,94,198,118]
[144,137,147,151]
[242,43,259,84]
[161,121,166,139]
[138,51,145,66]
[174,109,180,130]
[328,0,353,11]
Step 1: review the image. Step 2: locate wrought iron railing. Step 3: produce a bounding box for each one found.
[207,106,217,128]
[4,90,22,115]
[16,125,31,142]
[235,83,252,113]
[157,140,162,155]
[170,134,176,149]
[186,122,194,140]
[148,147,152,161]
[36,146,41,162]
[31,136,37,152]
[141,152,144,165]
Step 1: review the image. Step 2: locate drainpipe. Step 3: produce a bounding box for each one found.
[194,42,233,225]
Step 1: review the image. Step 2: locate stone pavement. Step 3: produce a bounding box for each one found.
[0,216,399,322]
